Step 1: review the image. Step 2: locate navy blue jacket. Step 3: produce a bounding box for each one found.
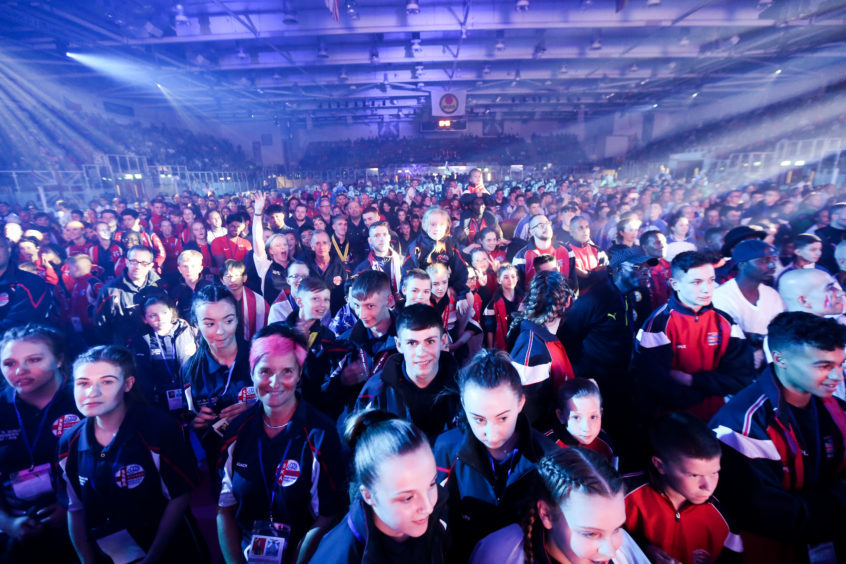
[433,415,555,562]
[310,487,449,564]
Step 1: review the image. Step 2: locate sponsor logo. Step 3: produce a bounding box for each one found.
[439,93,459,114]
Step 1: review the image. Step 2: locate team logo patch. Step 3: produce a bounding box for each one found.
[333,276,342,286]
[238,386,257,404]
[114,464,145,489]
[51,414,80,437]
[0,293,8,308]
[276,460,300,487]
[706,332,720,347]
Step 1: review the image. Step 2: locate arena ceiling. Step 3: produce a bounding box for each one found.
[2,0,846,125]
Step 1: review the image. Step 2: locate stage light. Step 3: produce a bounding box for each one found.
[515,0,529,11]
[775,68,782,74]
[317,43,329,58]
[780,160,792,166]
[174,4,189,25]
[794,160,805,166]
[406,0,420,14]
[590,38,602,50]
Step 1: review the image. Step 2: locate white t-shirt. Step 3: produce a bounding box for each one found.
[712,279,785,336]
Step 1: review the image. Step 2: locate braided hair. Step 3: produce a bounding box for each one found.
[522,448,624,564]
[508,270,573,338]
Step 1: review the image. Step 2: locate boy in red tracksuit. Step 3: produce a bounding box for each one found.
[634,251,755,421]
[625,412,741,564]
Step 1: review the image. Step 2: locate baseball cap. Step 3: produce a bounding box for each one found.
[721,225,766,258]
[731,239,777,263]
[608,246,659,269]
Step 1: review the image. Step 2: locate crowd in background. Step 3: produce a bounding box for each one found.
[1,165,846,563]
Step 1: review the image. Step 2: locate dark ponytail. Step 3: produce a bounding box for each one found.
[345,409,429,501]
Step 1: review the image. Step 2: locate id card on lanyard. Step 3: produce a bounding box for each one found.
[153,334,183,411]
[11,390,60,501]
[248,438,295,563]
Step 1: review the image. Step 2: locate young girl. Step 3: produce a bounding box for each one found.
[128,296,198,414]
[545,378,617,468]
[508,270,575,429]
[312,410,448,563]
[0,325,80,562]
[182,220,214,271]
[58,345,207,563]
[217,325,346,564]
[434,349,555,563]
[182,285,253,477]
[469,448,648,564]
[482,263,525,351]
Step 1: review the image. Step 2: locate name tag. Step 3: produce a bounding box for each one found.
[11,463,53,501]
[247,521,289,564]
[166,389,183,411]
[96,529,146,564]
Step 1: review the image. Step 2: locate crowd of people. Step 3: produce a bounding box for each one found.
[1,165,845,564]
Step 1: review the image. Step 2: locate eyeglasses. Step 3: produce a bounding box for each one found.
[127,259,153,267]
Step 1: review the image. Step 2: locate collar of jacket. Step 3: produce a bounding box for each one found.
[457,413,540,476]
[667,292,715,317]
[518,319,556,342]
[380,351,459,391]
[347,485,448,562]
[121,270,160,292]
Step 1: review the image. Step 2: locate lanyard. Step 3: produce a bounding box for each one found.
[225,237,238,259]
[12,390,59,470]
[257,435,293,523]
[200,355,237,406]
[488,448,519,484]
[153,333,178,385]
[332,236,349,263]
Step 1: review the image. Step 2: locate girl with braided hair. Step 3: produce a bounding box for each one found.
[434,349,556,563]
[508,270,575,430]
[470,448,648,564]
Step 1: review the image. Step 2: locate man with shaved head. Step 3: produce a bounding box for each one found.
[777,268,846,400]
[778,268,846,318]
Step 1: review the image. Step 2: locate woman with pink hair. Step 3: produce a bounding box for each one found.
[216,325,347,564]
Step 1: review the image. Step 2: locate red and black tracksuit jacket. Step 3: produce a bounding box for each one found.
[624,473,741,564]
[634,293,755,421]
[710,368,846,563]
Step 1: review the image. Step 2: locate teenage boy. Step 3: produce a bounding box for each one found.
[328,271,397,421]
[169,249,213,320]
[401,268,432,306]
[711,312,846,562]
[354,304,460,440]
[220,259,268,341]
[634,251,755,421]
[625,412,740,564]
[566,215,607,286]
[210,213,252,271]
[329,215,355,267]
[88,221,122,282]
[114,209,166,270]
